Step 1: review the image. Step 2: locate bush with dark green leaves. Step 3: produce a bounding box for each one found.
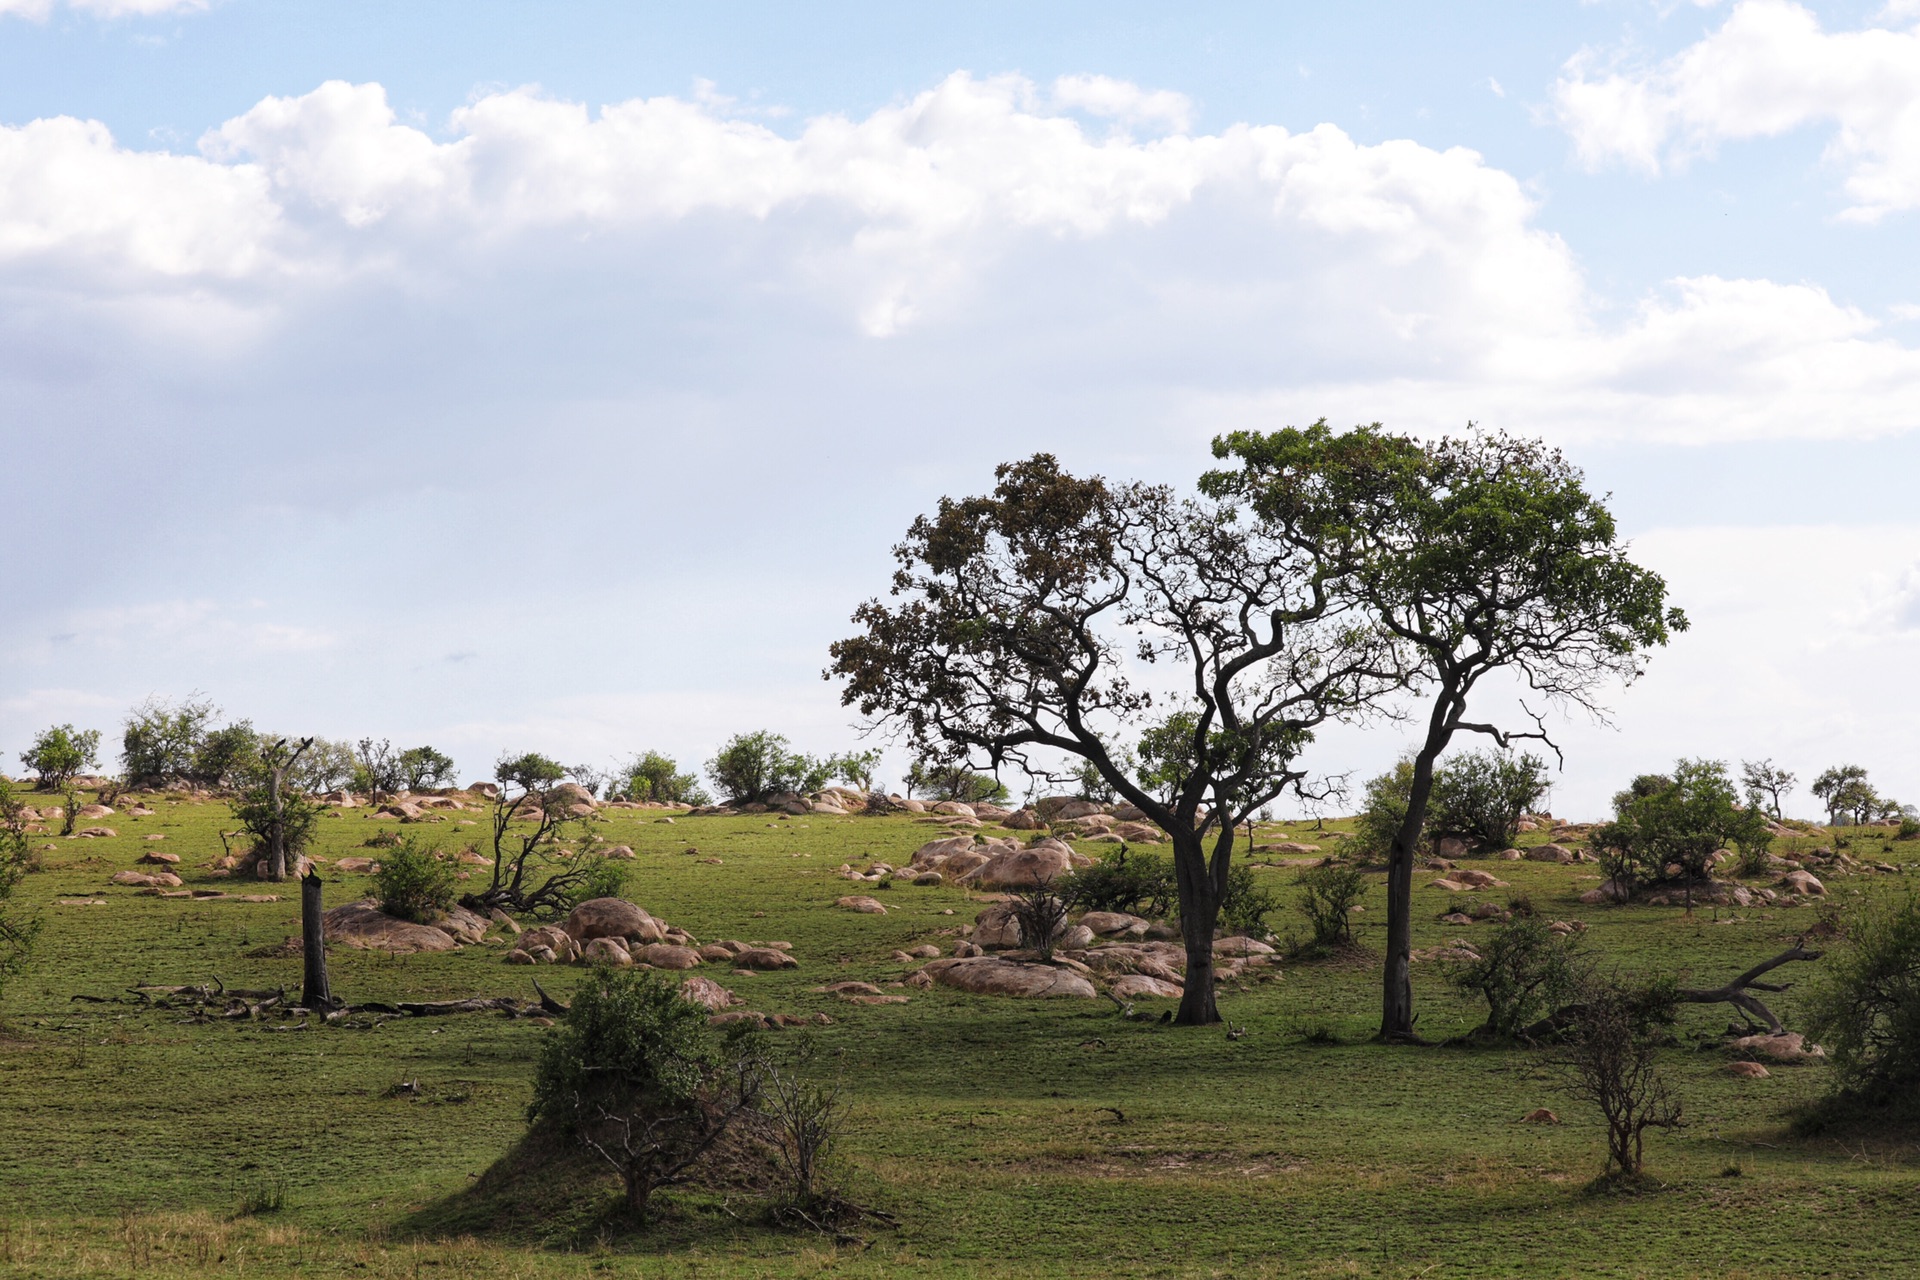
[617,751,710,805]
[19,725,100,791]
[1806,894,1920,1102]
[529,968,762,1216]
[1447,916,1585,1040]
[1295,863,1368,948]
[1219,865,1283,938]
[706,731,831,804]
[1427,749,1550,852]
[1066,847,1176,918]
[1347,760,1413,861]
[373,836,460,923]
[1590,759,1771,903]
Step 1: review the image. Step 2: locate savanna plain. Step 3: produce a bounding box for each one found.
[0,788,1912,1280]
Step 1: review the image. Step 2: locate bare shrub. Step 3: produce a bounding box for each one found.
[1559,979,1683,1181]
[1296,864,1368,949]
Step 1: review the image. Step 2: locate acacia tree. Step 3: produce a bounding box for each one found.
[829,455,1401,1025]
[1812,765,1876,828]
[1206,423,1684,1042]
[233,737,319,881]
[20,725,100,792]
[470,752,608,916]
[1740,759,1795,821]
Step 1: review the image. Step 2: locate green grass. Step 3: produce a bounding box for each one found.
[1,796,1916,1278]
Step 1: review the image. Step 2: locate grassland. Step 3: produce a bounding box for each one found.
[0,793,1914,1279]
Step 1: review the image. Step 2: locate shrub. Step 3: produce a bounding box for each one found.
[0,780,42,1001]
[617,751,710,806]
[19,724,100,792]
[564,856,629,910]
[373,836,459,922]
[904,758,1007,804]
[759,1040,849,1213]
[1898,815,1920,842]
[1805,894,1920,1101]
[398,746,457,791]
[529,969,763,1216]
[1066,847,1176,918]
[1009,879,1070,959]
[707,732,830,804]
[1346,760,1413,861]
[1447,916,1583,1040]
[1428,750,1550,852]
[1219,865,1283,938]
[1558,977,1683,1180]
[120,695,221,786]
[1295,863,1368,948]
[1590,759,1770,906]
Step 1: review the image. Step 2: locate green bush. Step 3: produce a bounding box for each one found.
[19,724,100,792]
[1219,865,1283,938]
[373,837,459,922]
[564,856,629,909]
[1590,759,1771,902]
[1346,760,1413,861]
[530,968,762,1216]
[1428,749,1549,852]
[1066,847,1176,918]
[1806,894,1920,1101]
[0,780,42,1002]
[1447,916,1583,1040]
[617,751,710,805]
[706,731,830,804]
[1295,863,1368,948]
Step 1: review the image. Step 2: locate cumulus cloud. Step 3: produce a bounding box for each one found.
[0,69,1913,437]
[1554,0,1920,220]
[1049,74,1195,133]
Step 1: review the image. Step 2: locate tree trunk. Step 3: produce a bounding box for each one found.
[267,765,287,882]
[1380,732,1446,1043]
[1170,831,1222,1026]
[300,870,331,1009]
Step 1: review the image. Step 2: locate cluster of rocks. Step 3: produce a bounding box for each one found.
[503,898,799,974]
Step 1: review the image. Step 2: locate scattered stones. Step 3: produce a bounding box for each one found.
[136,851,180,865]
[732,947,799,970]
[835,895,889,915]
[509,925,580,964]
[111,870,181,887]
[564,898,665,944]
[76,827,117,839]
[964,839,1080,890]
[333,857,380,873]
[1080,911,1151,938]
[1779,870,1827,897]
[1213,937,1275,957]
[1526,844,1576,864]
[581,937,634,965]
[635,943,703,970]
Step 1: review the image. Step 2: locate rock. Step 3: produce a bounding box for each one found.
[930,801,976,818]
[512,925,580,963]
[1499,848,1524,861]
[77,826,117,839]
[137,851,180,865]
[1779,870,1826,896]
[922,956,1099,998]
[634,943,702,970]
[1439,912,1474,925]
[1214,936,1275,956]
[907,943,941,958]
[909,835,977,868]
[1002,808,1044,831]
[1578,878,1632,905]
[1059,924,1096,950]
[77,804,114,818]
[1526,844,1575,864]
[678,975,737,1011]
[1724,1061,1771,1079]
[1521,1108,1560,1124]
[1728,1032,1824,1062]
[1110,974,1183,1000]
[814,981,885,997]
[564,898,661,943]
[1429,878,1469,892]
[732,947,799,970]
[111,870,181,887]
[333,857,380,873]
[1080,911,1150,937]
[1469,902,1507,920]
[604,844,636,859]
[431,904,491,944]
[835,895,889,915]
[708,1011,772,1029]
[489,908,522,935]
[323,901,460,953]
[1043,798,1107,822]
[1436,837,1471,858]
[581,937,634,965]
[1452,869,1507,889]
[964,841,1076,889]
[1270,841,1321,855]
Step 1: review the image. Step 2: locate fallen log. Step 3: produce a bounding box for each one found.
[1673,943,1823,1034]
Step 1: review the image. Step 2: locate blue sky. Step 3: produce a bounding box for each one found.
[3,0,1917,817]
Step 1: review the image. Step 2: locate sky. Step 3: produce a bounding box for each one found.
[3,0,1919,819]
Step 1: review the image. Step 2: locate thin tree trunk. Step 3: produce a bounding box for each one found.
[268,765,287,882]
[1380,733,1446,1043]
[301,870,331,1009]
[1171,831,1222,1025]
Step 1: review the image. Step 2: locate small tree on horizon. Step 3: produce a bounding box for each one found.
[20,725,100,793]
[705,732,831,805]
[1740,758,1796,821]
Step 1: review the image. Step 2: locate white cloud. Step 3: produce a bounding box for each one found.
[0,0,207,18]
[1050,74,1195,133]
[1554,0,1920,220]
